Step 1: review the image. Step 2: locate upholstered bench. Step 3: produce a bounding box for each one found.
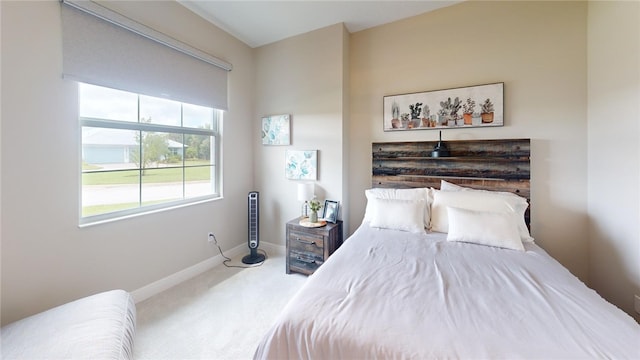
[1,289,136,360]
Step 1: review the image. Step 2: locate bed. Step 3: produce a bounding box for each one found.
[254,139,640,359]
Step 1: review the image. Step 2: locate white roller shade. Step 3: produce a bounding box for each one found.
[61,0,231,110]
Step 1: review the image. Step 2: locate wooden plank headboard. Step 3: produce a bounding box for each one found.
[372,138,531,226]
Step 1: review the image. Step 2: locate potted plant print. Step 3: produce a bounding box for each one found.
[429,115,437,127]
[409,102,423,128]
[409,102,423,119]
[439,98,452,126]
[437,107,448,127]
[472,112,482,126]
[440,97,461,126]
[400,113,411,129]
[481,98,495,123]
[421,104,431,127]
[391,101,400,128]
[462,98,475,125]
[449,97,462,121]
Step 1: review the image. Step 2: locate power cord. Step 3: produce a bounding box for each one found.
[210,233,267,268]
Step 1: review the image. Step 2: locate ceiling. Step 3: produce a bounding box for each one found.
[178,1,462,48]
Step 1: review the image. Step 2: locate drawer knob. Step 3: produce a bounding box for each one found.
[296,237,316,246]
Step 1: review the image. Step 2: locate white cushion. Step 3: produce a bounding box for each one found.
[440,179,465,191]
[369,198,426,233]
[446,206,524,251]
[437,181,534,243]
[364,188,431,228]
[430,189,530,243]
[441,180,525,199]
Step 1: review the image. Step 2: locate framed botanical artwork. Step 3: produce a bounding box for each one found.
[285,150,317,180]
[262,114,290,145]
[322,200,339,223]
[383,82,504,131]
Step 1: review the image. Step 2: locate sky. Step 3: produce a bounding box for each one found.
[79,83,214,129]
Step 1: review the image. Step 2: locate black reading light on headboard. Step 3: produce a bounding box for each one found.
[431,131,450,157]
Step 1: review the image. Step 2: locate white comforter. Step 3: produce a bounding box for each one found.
[255,224,640,359]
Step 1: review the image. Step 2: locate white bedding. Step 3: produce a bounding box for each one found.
[2,289,136,360]
[255,224,640,359]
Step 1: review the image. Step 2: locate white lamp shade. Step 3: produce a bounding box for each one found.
[297,183,314,201]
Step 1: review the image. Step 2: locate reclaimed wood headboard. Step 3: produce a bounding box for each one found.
[372,138,531,226]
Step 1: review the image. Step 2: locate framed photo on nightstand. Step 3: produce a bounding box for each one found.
[322,200,339,223]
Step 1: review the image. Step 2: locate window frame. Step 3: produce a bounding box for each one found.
[79,85,222,227]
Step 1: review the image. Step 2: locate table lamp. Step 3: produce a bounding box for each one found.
[297,183,315,217]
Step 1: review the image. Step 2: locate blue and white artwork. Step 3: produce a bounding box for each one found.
[262,114,290,145]
[285,150,317,180]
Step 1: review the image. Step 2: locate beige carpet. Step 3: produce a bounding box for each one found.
[134,253,307,360]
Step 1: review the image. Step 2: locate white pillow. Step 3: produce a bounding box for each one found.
[437,181,534,243]
[369,198,426,233]
[440,179,465,191]
[430,189,530,242]
[363,188,431,227]
[441,180,525,199]
[446,206,524,251]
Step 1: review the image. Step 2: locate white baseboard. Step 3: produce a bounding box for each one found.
[131,241,285,303]
[260,241,286,257]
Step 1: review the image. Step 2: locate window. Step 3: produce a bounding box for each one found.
[80,83,221,224]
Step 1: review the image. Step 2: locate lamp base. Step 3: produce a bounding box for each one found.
[301,201,309,217]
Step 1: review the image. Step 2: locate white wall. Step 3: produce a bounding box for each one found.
[587,1,640,320]
[349,1,589,280]
[253,24,349,246]
[0,1,254,325]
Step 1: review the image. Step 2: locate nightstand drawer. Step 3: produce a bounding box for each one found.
[289,249,323,274]
[289,231,324,255]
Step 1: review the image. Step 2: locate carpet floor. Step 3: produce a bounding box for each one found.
[133,253,307,360]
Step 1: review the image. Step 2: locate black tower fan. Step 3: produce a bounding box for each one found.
[242,191,265,264]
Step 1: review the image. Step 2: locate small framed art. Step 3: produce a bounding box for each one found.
[285,150,317,180]
[322,200,339,223]
[262,114,290,145]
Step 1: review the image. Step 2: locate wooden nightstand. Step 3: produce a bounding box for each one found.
[286,217,343,275]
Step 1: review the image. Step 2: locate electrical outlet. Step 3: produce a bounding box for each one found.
[635,294,640,315]
[208,232,215,244]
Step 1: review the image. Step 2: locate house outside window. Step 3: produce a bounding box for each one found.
[80,83,221,225]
